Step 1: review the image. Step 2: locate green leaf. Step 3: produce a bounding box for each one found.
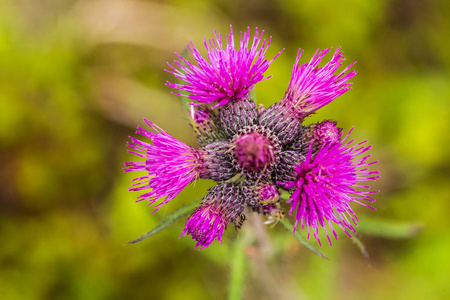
[227,231,249,300]
[126,200,200,245]
[357,217,423,240]
[279,218,328,259]
[350,234,371,266]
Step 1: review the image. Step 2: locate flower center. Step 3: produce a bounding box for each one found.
[232,130,276,173]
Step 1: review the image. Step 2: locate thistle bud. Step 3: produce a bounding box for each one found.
[190,106,228,146]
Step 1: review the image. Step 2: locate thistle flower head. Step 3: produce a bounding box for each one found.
[166,25,282,108]
[182,205,228,250]
[189,106,228,146]
[200,141,237,181]
[125,27,380,250]
[243,179,280,209]
[232,130,276,173]
[123,119,204,211]
[305,120,343,151]
[282,47,357,119]
[258,183,280,205]
[182,183,244,250]
[279,130,379,246]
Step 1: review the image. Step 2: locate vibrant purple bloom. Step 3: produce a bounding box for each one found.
[166,26,282,108]
[182,205,228,250]
[304,120,343,151]
[258,49,355,146]
[279,130,380,246]
[123,119,204,211]
[258,183,280,205]
[282,48,357,118]
[242,180,280,209]
[125,27,379,250]
[231,130,277,173]
[181,183,244,250]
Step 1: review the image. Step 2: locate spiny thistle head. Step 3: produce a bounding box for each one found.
[166,25,283,108]
[305,120,343,151]
[282,47,357,119]
[181,183,244,250]
[124,26,379,250]
[258,183,280,205]
[231,130,277,173]
[123,119,205,211]
[279,130,380,246]
[242,179,280,210]
[189,106,228,146]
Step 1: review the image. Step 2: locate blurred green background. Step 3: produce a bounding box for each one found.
[1,0,449,299]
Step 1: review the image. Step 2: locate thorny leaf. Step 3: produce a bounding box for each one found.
[279,218,328,259]
[126,199,200,245]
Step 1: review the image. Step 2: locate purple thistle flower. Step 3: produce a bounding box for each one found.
[258,183,280,205]
[242,180,280,210]
[123,119,204,211]
[282,47,357,118]
[181,183,245,250]
[302,120,343,152]
[124,26,380,250]
[189,106,228,146]
[231,130,277,173]
[182,205,228,250]
[190,106,213,126]
[166,25,282,108]
[279,129,379,246]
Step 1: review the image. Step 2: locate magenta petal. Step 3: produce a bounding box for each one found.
[123,119,204,211]
[283,47,357,117]
[279,130,379,246]
[181,206,228,250]
[166,25,283,107]
[181,183,245,250]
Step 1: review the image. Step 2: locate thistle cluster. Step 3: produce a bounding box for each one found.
[124,26,379,249]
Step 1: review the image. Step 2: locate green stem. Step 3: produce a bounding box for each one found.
[228,231,248,300]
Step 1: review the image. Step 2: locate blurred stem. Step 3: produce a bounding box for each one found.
[228,225,249,300]
[245,213,304,300]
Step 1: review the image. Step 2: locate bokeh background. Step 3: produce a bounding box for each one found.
[1,0,449,299]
